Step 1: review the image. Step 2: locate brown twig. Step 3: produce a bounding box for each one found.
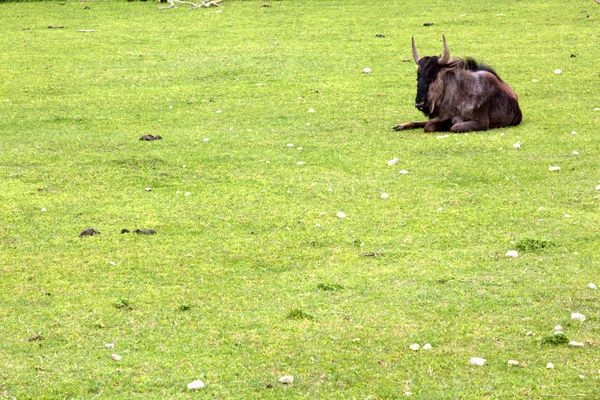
[48,25,64,29]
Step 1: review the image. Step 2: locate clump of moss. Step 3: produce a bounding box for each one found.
[541,333,569,346]
[516,238,555,253]
[287,308,313,320]
[316,283,343,291]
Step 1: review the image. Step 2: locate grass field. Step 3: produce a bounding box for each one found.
[1,0,599,398]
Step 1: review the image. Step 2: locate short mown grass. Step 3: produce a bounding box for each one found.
[1,0,599,398]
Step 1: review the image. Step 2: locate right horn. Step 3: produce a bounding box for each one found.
[411,37,421,64]
[438,35,450,65]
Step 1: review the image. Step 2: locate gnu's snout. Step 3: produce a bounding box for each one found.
[415,100,427,111]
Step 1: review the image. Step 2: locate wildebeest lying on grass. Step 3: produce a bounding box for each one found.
[394,36,522,133]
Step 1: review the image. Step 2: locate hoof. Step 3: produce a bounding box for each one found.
[393,124,406,131]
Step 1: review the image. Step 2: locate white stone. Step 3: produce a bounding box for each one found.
[279,376,294,384]
[422,343,432,350]
[571,313,586,322]
[387,158,399,166]
[297,161,305,165]
[571,130,577,135]
[564,214,571,218]
[505,250,519,258]
[109,261,116,265]
[362,67,372,74]
[41,208,47,212]
[532,78,538,82]
[187,380,205,390]
[399,170,409,175]
[409,343,420,351]
[380,193,389,199]
[507,360,519,366]
[336,212,347,219]
[215,110,222,113]
[297,147,303,151]
[104,343,114,348]
[579,374,585,379]
[554,325,563,332]
[203,138,209,142]
[287,143,294,147]
[111,354,122,361]
[315,223,321,227]
[588,283,597,290]
[568,341,584,347]
[554,69,562,75]
[437,207,444,211]
[513,142,521,149]
[572,151,580,155]
[548,166,560,172]
[308,108,315,113]
[546,362,554,369]
[469,357,486,366]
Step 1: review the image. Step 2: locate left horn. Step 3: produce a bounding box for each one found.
[411,37,421,64]
[438,35,450,65]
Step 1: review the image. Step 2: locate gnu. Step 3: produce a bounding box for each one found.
[394,36,522,133]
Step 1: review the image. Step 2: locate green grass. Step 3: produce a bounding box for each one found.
[1,0,599,398]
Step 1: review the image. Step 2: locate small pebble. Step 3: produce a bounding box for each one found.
[362,67,372,74]
[554,69,562,75]
[297,147,303,151]
[109,261,116,265]
[297,161,305,165]
[422,343,432,350]
[380,193,389,199]
[308,108,315,113]
[104,343,114,348]
[409,343,420,351]
[387,158,399,166]
[287,143,294,147]
[203,138,209,142]
[279,376,294,384]
[336,212,347,219]
[505,250,519,258]
[507,360,519,366]
[588,283,597,290]
[572,151,579,155]
[546,362,554,369]
[532,78,538,82]
[571,313,586,322]
[568,341,584,347]
[215,110,222,113]
[548,166,560,172]
[571,130,577,135]
[41,208,47,212]
[399,170,409,175]
[564,214,571,218]
[554,325,563,332]
[513,142,521,149]
[579,374,585,380]
[187,380,205,390]
[315,223,321,227]
[111,354,122,361]
[469,357,486,366]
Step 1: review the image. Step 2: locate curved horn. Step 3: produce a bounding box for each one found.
[411,36,420,64]
[438,35,450,65]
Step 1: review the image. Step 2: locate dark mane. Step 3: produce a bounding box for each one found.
[460,57,501,80]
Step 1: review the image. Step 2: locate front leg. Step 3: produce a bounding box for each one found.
[424,118,453,132]
[393,121,428,131]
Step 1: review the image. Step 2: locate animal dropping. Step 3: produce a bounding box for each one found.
[409,343,420,351]
[336,212,347,219]
[548,166,560,172]
[279,376,294,384]
[387,158,399,166]
[422,343,432,350]
[394,36,521,133]
[381,193,389,199]
[507,360,519,366]
[79,228,100,237]
[362,67,372,74]
[588,283,597,290]
[546,362,554,369]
